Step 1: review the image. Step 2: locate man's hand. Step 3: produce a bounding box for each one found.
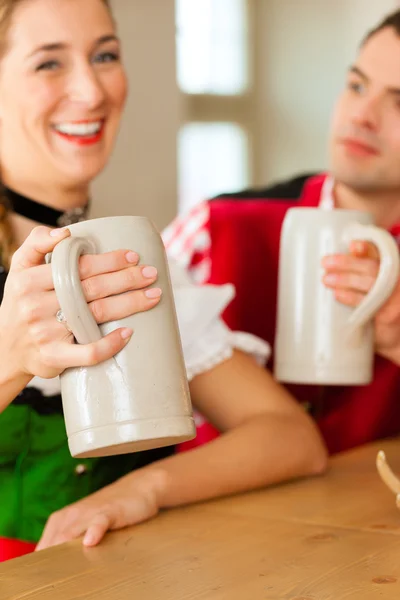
[322,240,400,365]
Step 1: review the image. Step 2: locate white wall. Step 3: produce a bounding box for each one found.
[92,0,180,230]
[254,0,399,185]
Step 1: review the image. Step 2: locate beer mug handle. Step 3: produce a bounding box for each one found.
[47,237,102,344]
[342,224,400,336]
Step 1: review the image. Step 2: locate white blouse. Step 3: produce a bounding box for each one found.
[28,259,270,395]
[169,259,270,380]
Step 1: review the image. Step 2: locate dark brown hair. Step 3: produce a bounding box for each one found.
[361,9,400,47]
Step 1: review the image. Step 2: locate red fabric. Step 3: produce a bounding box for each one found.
[0,537,36,562]
[206,174,400,454]
[178,422,220,452]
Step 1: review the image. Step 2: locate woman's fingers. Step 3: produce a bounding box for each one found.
[27,249,141,291]
[43,328,133,369]
[22,253,156,300]
[81,265,158,302]
[89,287,162,323]
[26,284,162,330]
[10,227,70,272]
[78,250,139,278]
[83,514,113,547]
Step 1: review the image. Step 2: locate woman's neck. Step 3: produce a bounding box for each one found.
[2,176,89,249]
[3,173,89,212]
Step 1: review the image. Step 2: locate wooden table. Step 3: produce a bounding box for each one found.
[2,439,400,600]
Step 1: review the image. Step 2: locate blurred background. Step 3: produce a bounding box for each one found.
[92,0,399,228]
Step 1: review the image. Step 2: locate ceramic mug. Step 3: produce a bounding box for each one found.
[48,216,196,458]
[274,208,400,385]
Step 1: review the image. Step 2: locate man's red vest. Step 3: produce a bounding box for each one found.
[206,173,400,454]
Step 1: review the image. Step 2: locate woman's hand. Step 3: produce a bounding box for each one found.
[0,226,162,381]
[35,468,167,550]
[322,240,400,364]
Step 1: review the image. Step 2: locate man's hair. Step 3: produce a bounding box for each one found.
[361,9,400,46]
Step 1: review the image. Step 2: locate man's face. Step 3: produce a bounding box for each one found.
[329,27,400,194]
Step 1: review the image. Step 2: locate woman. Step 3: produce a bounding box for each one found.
[0,0,327,555]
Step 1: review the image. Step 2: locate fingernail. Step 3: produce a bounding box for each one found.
[142,266,158,279]
[145,287,162,299]
[50,227,68,237]
[120,328,133,340]
[322,256,335,267]
[125,251,139,264]
[83,531,96,546]
[335,289,348,301]
[354,242,365,254]
[324,274,337,285]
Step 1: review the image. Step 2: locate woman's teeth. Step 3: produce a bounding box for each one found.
[53,121,102,137]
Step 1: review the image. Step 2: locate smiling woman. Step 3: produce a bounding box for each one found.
[1,0,125,213]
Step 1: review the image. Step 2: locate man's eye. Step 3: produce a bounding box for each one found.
[348,81,365,94]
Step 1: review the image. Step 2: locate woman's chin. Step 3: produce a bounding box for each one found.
[58,158,109,187]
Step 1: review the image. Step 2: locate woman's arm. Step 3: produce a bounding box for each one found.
[37,350,328,550]
[143,350,328,506]
[0,358,32,413]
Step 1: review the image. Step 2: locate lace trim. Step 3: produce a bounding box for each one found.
[185,332,270,381]
[186,347,234,381]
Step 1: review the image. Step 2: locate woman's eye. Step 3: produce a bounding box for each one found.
[93,51,119,64]
[36,60,60,72]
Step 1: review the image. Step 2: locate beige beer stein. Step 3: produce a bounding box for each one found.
[48,216,195,458]
[274,208,400,385]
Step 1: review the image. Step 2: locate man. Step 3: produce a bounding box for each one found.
[163,10,400,455]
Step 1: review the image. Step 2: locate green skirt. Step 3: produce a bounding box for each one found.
[0,403,172,543]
